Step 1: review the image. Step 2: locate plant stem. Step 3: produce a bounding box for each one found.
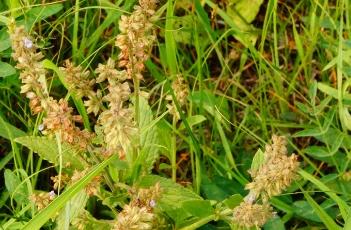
[171,115,177,182]
[178,209,233,230]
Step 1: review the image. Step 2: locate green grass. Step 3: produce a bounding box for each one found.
[0,0,351,229]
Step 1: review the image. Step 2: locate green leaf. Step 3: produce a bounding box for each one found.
[293,128,326,137]
[23,155,117,230]
[157,119,172,159]
[293,200,323,222]
[165,0,178,75]
[138,97,160,173]
[27,3,63,20]
[304,146,335,157]
[0,61,16,77]
[56,191,88,230]
[223,194,243,209]
[15,136,87,170]
[139,175,202,223]
[4,169,29,205]
[299,169,350,221]
[251,148,265,172]
[204,0,257,46]
[264,216,285,230]
[181,200,214,218]
[178,115,207,131]
[226,0,264,31]
[139,175,201,201]
[0,115,26,140]
[0,28,11,52]
[302,190,341,230]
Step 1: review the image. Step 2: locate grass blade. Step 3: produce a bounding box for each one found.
[23,155,117,230]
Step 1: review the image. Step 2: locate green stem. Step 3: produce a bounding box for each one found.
[134,77,140,125]
[171,116,177,182]
[179,209,232,230]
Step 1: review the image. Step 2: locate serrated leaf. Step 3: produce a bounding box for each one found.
[139,175,204,226]
[136,97,160,173]
[139,175,202,207]
[15,136,87,170]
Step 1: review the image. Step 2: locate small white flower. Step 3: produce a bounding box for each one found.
[149,199,156,208]
[23,37,33,49]
[38,124,44,131]
[49,190,56,199]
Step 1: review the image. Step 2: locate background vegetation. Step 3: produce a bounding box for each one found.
[0,0,350,229]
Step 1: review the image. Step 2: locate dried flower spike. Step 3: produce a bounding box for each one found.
[246,135,300,201]
[60,60,95,98]
[167,75,189,120]
[71,169,102,196]
[233,201,273,228]
[8,21,48,114]
[115,0,157,80]
[30,191,56,211]
[114,205,155,230]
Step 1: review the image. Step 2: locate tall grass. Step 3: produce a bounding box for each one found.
[0,0,350,229]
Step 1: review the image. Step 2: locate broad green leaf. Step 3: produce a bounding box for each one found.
[27,3,63,20]
[4,169,29,205]
[139,175,202,208]
[138,96,160,173]
[0,61,16,77]
[0,115,26,140]
[299,169,350,221]
[317,82,351,103]
[0,28,11,52]
[293,127,326,137]
[223,194,243,209]
[302,190,341,230]
[15,136,87,170]
[179,115,207,131]
[227,0,263,33]
[56,191,88,230]
[181,200,214,218]
[139,175,203,227]
[157,119,172,159]
[164,15,208,45]
[293,200,323,222]
[23,155,117,230]
[345,215,351,230]
[0,152,13,170]
[264,216,285,230]
[204,0,256,46]
[304,146,335,157]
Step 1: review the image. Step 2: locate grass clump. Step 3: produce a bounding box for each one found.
[0,0,350,229]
